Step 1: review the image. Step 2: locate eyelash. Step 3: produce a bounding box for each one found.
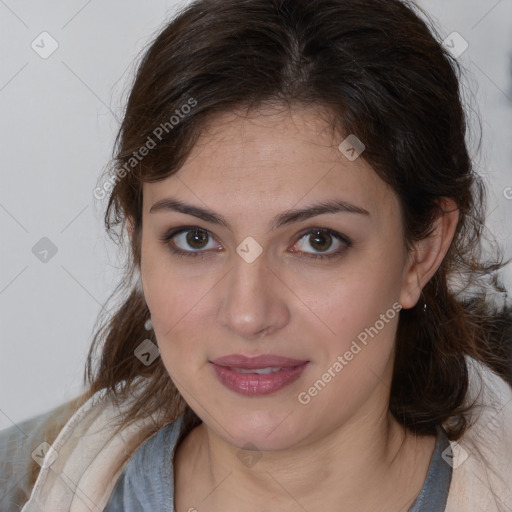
[158,226,352,261]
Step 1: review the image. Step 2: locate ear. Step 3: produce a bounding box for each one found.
[399,197,459,309]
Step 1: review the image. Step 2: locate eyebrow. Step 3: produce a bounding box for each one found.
[149,197,370,230]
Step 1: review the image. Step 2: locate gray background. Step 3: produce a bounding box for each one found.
[1,0,511,428]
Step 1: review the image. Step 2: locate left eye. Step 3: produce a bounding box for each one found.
[290,228,351,260]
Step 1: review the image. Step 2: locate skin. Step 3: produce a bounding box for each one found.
[137,105,459,511]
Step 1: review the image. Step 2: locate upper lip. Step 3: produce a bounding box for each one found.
[211,354,309,369]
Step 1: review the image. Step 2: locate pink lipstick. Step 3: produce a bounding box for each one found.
[210,354,309,396]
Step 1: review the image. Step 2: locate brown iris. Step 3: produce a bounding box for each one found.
[186,229,209,249]
[307,230,333,252]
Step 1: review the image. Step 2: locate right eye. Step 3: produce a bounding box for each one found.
[159,227,223,258]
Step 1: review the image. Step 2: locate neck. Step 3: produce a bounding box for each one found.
[178,398,434,511]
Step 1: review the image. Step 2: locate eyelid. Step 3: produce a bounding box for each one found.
[293,227,352,249]
[290,228,352,260]
[159,226,222,255]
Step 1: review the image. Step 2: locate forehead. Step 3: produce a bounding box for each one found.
[184,106,349,175]
[142,106,399,224]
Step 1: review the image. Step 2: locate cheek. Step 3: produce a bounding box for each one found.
[324,293,399,365]
[144,275,212,344]
[301,286,401,416]
[307,256,402,333]
[141,264,219,376]
[304,263,402,382]
[141,236,213,328]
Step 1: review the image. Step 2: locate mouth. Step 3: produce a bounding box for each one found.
[210,354,310,396]
[227,366,288,374]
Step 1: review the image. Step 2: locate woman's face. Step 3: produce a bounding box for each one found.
[140,107,420,451]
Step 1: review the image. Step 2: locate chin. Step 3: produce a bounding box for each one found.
[214,409,308,452]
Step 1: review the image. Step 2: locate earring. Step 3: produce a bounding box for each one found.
[419,289,427,313]
[144,318,153,331]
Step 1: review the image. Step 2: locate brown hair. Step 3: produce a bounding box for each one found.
[31,0,512,492]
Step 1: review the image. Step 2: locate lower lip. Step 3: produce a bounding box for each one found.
[211,362,309,396]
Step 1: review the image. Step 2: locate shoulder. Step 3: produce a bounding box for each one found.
[103,414,186,512]
[19,382,177,512]
[0,400,78,510]
[445,357,512,512]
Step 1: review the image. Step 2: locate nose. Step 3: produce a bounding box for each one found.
[216,250,291,339]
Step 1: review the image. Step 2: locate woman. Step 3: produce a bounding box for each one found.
[1,0,511,510]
